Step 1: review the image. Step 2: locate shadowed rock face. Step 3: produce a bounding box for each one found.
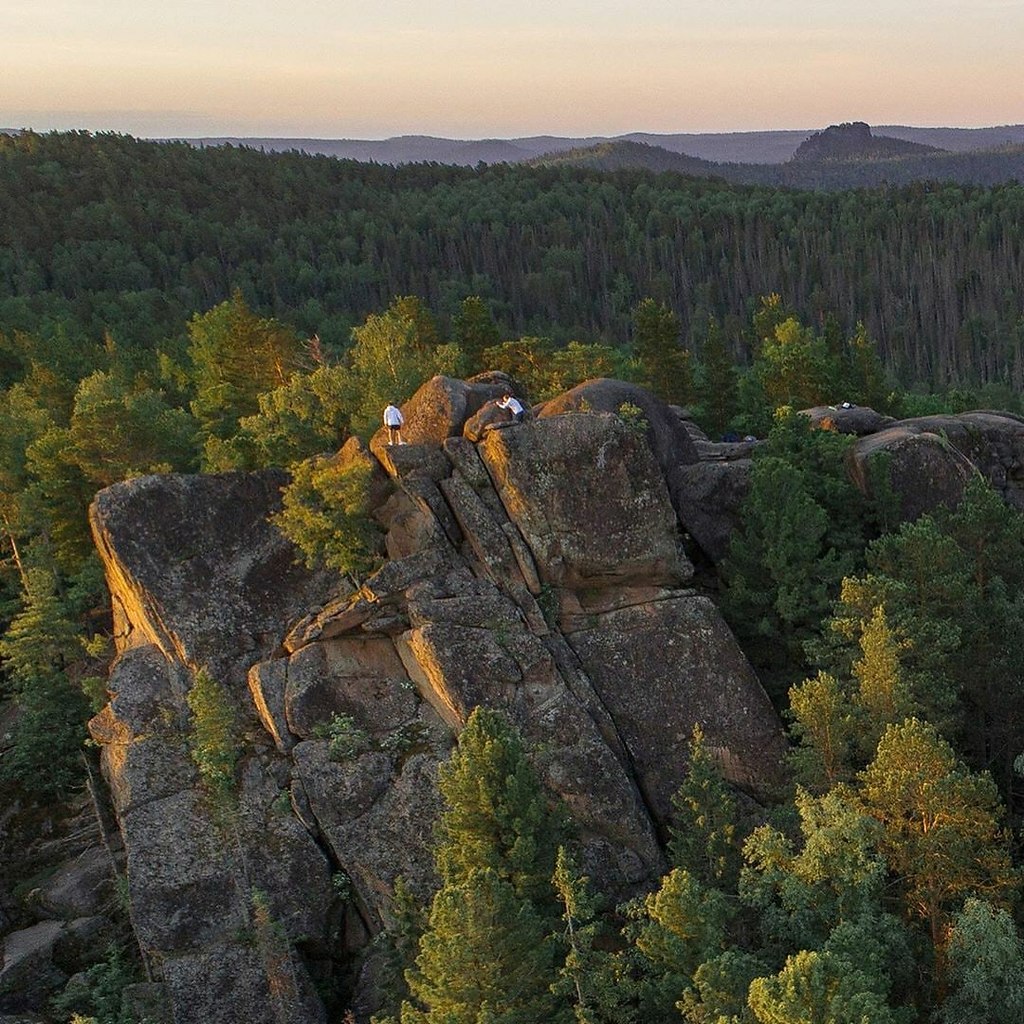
[86,377,786,1023]
[844,411,1024,521]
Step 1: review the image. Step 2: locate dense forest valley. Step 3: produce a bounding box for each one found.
[3,129,1024,1022]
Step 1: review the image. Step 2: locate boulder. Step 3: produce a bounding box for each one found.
[566,594,786,819]
[463,402,517,441]
[35,848,115,921]
[478,412,690,589]
[89,470,341,676]
[671,459,753,564]
[847,412,1024,521]
[538,378,700,469]
[0,922,67,1012]
[369,374,518,459]
[161,942,325,1024]
[802,404,896,435]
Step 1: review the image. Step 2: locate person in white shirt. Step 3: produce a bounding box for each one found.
[497,392,525,423]
[383,402,405,445]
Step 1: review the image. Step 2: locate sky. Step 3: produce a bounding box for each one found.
[3,0,1023,140]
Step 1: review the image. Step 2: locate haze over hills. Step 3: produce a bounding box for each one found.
[185,123,1024,166]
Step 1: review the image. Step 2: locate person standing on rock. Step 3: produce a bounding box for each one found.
[497,392,525,424]
[383,402,406,445]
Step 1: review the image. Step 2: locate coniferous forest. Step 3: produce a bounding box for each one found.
[2,129,1024,1022]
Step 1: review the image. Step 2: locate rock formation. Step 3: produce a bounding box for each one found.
[80,376,785,1023]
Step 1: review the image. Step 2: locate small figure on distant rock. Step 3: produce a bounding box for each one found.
[383,402,406,445]
[497,392,525,423]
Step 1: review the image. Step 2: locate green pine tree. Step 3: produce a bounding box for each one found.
[402,708,567,1024]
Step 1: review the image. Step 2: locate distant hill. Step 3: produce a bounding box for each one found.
[529,126,1024,190]
[792,122,941,162]
[530,140,723,177]
[877,124,1024,153]
[183,124,1024,168]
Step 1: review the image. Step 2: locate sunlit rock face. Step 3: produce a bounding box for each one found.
[88,376,786,1024]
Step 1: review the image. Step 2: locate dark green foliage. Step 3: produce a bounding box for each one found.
[185,667,241,800]
[6,132,1024,393]
[402,708,567,1024]
[453,296,502,373]
[818,477,1024,808]
[694,317,739,437]
[631,298,693,405]
[669,726,743,890]
[940,899,1024,1023]
[204,363,350,471]
[49,942,145,1024]
[720,410,875,697]
[433,707,562,904]
[273,451,384,577]
[188,290,308,455]
[345,300,462,437]
[0,566,91,797]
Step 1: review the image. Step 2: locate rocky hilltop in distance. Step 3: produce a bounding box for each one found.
[13,374,1024,1021]
[791,121,942,162]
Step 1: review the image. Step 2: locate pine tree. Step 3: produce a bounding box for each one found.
[187,290,307,447]
[859,718,1017,997]
[631,298,693,405]
[402,708,567,1024]
[695,317,739,438]
[669,725,743,890]
[453,296,501,374]
[0,566,90,797]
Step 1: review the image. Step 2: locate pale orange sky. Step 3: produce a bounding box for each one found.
[3,0,1023,138]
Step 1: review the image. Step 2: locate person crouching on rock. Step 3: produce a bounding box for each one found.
[497,392,525,423]
[383,402,405,445]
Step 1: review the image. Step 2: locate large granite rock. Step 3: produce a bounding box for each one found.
[89,470,342,677]
[86,378,787,1023]
[802,404,896,435]
[847,412,1024,521]
[478,412,691,588]
[369,374,517,461]
[566,594,786,818]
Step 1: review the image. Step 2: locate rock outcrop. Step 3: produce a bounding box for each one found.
[843,411,1024,521]
[84,377,787,1023]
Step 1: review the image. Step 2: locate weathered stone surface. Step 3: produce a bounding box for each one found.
[362,546,454,603]
[119,983,172,1024]
[463,402,517,441]
[283,590,372,652]
[377,489,445,559]
[848,411,1024,520]
[0,922,67,1012]
[292,744,445,924]
[479,412,690,588]
[51,915,118,973]
[35,848,115,921]
[567,594,786,819]
[538,378,700,470]
[161,942,326,1024]
[120,789,241,951]
[248,658,292,752]
[284,637,416,739]
[802,404,896,435]
[370,374,516,458]
[398,624,523,727]
[89,470,341,675]
[672,459,753,564]
[374,442,453,483]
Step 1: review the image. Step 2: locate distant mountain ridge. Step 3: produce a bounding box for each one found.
[185,123,1024,167]
[528,132,1024,190]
